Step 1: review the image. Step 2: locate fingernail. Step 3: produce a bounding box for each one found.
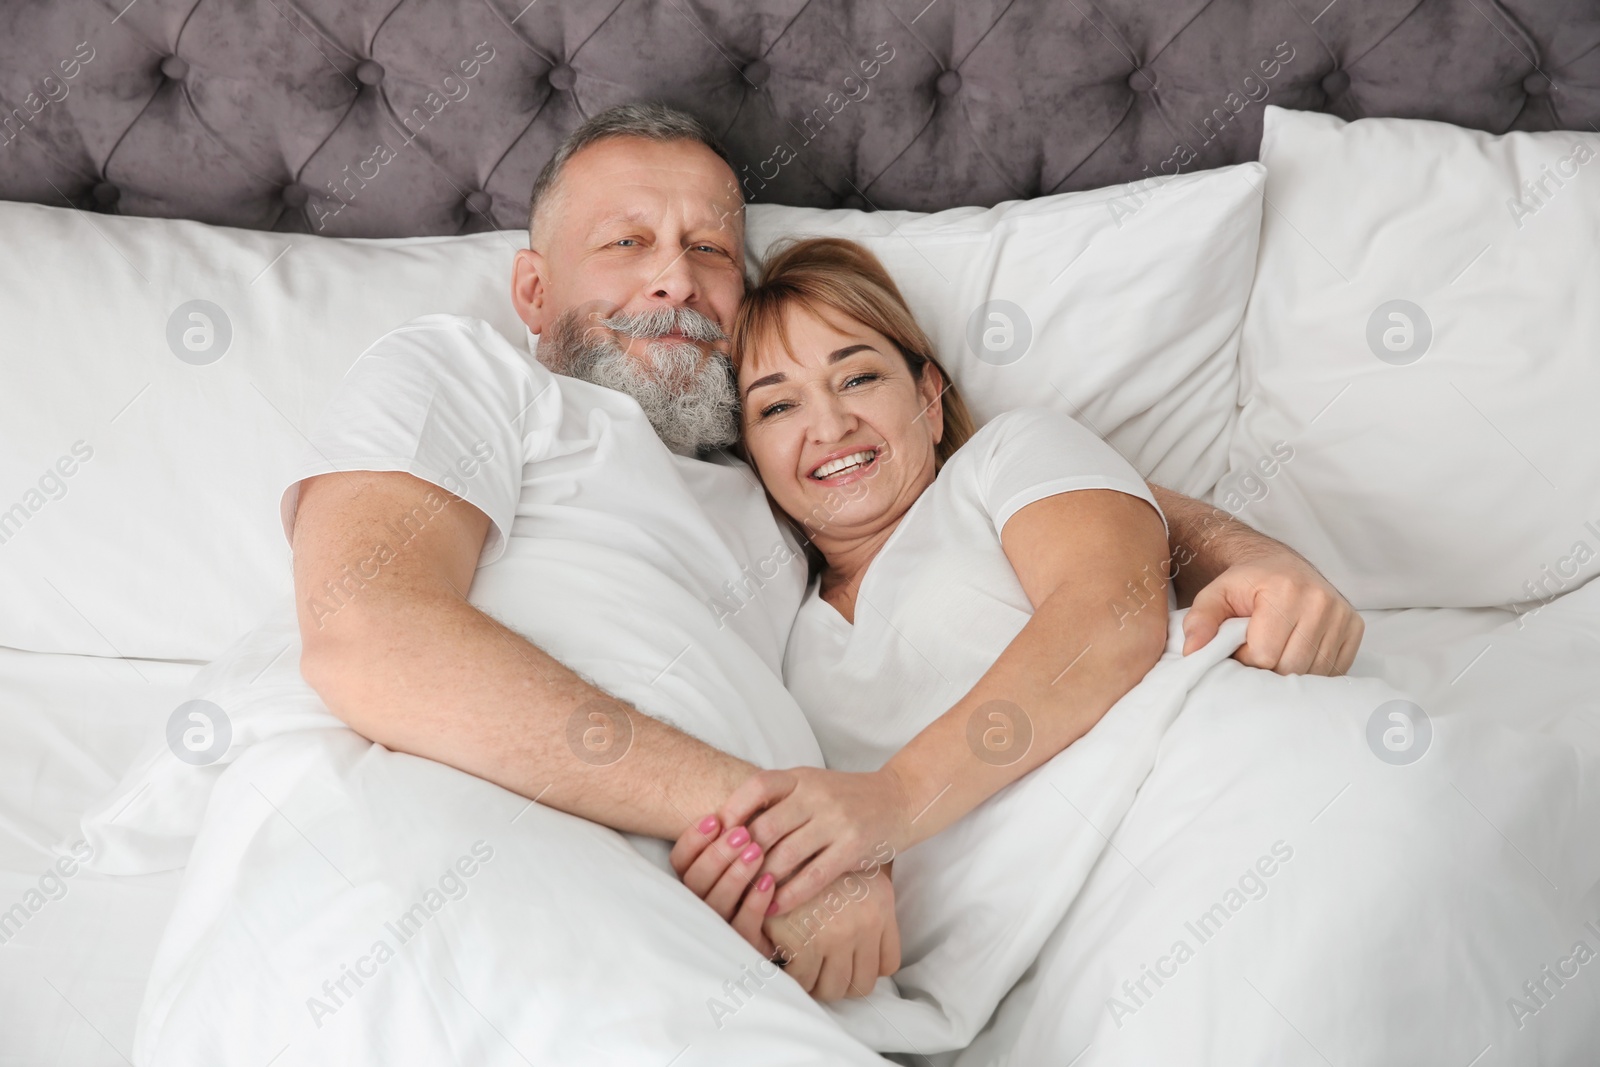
[727,826,750,849]
[741,843,762,864]
[697,815,719,835]
[766,900,780,916]
[756,873,774,892]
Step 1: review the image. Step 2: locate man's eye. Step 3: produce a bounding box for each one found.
[614,238,639,248]
[693,243,726,255]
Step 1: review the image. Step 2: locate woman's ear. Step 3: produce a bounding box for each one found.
[511,248,551,334]
[919,363,946,445]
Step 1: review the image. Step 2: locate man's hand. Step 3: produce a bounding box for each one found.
[1150,484,1363,676]
[1180,546,1364,676]
[765,866,900,1001]
[670,812,903,1001]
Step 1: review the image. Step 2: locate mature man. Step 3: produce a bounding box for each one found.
[286,103,1362,987]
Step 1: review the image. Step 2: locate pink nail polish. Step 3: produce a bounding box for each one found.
[766,900,780,916]
[741,843,762,864]
[756,873,774,892]
[727,826,750,849]
[697,815,719,835]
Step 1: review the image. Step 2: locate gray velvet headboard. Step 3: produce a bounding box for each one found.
[3,0,1597,237]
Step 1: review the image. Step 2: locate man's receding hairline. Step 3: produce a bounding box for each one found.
[529,134,743,249]
[527,103,742,246]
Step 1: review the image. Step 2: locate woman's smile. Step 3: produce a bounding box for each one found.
[736,301,944,553]
[807,445,882,485]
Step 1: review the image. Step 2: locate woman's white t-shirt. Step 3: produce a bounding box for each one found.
[782,408,1164,772]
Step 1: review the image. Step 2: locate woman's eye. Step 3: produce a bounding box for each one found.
[758,401,793,419]
[843,373,879,388]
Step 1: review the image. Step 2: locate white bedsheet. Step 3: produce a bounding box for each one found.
[0,647,197,1067]
[5,584,1596,1064]
[954,583,1600,1067]
[98,614,1263,1066]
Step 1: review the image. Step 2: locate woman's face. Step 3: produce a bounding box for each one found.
[738,303,944,553]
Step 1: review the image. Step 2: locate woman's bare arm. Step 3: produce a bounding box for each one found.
[713,487,1170,913]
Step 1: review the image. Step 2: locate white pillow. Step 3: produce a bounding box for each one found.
[743,164,1265,501]
[0,202,526,660]
[1225,107,1600,609]
[3,167,1262,662]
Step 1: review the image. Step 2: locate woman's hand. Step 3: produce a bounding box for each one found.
[766,865,900,1001]
[716,766,915,915]
[670,813,903,1000]
[670,815,778,957]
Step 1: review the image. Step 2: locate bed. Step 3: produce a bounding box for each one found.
[3,1,1598,1064]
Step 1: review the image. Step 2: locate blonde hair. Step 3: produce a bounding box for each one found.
[730,237,975,468]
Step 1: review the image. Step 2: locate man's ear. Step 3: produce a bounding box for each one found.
[511,247,551,334]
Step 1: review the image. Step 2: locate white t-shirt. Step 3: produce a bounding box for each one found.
[783,408,1164,773]
[280,314,821,771]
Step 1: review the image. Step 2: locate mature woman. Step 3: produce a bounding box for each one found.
[671,238,1171,1000]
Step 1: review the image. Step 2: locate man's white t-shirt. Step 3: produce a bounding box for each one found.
[783,408,1164,773]
[280,314,822,772]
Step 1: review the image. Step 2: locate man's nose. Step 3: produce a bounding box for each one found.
[644,245,697,306]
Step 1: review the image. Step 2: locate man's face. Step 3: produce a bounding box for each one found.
[511,136,747,452]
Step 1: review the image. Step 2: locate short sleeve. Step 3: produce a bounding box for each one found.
[971,409,1165,535]
[278,315,554,565]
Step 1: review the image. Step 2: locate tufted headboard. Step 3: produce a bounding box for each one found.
[2,0,1597,237]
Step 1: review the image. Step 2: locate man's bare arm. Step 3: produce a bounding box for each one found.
[1148,483,1364,676]
[1150,483,1278,605]
[292,470,754,839]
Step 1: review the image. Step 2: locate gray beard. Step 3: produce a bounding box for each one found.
[538,307,740,455]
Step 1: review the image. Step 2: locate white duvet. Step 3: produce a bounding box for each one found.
[961,591,1600,1066]
[78,589,1600,1065]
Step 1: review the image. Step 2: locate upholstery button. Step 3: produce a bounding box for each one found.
[1127,68,1156,93]
[742,59,771,87]
[936,69,962,96]
[356,60,385,86]
[548,63,576,91]
[1321,69,1350,96]
[281,183,310,209]
[160,55,189,81]
[839,193,868,211]
[92,181,120,206]
[464,190,494,215]
[1523,71,1551,95]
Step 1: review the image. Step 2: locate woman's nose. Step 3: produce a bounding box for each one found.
[807,387,856,443]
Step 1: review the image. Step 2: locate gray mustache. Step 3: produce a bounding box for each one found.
[597,306,727,343]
